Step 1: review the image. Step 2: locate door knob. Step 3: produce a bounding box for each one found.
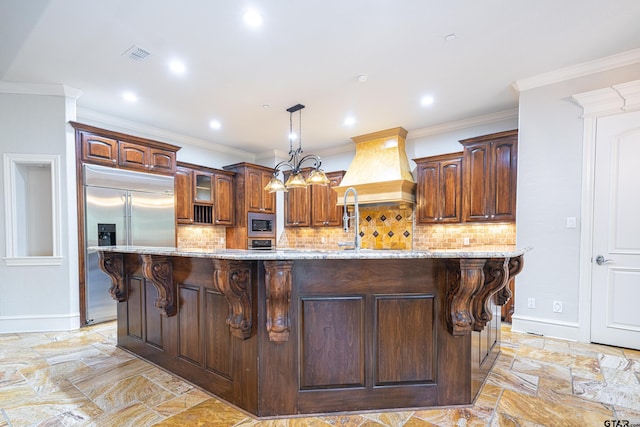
[595,255,613,265]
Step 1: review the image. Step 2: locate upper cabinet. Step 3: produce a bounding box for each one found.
[414,153,463,224]
[224,163,276,215]
[175,162,235,226]
[247,167,276,214]
[311,171,345,227]
[175,166,194,224]
[284,170,345,228]
[284,171,311,227]
[72,122,179,175]
[459,130,518,222]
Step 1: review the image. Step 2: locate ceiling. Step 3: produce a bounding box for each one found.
[2,1,640,155]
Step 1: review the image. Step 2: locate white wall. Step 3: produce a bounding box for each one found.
[0,90,80,332]
[513,62,640,340]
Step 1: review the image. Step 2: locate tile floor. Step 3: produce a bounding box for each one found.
[1,321,639,427]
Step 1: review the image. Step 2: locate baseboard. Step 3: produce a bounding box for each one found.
[0,313,81,333]
[510,314,580,341]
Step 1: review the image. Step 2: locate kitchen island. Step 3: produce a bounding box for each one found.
[96,245,528,417]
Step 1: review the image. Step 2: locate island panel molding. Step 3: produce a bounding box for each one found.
[212,259,253,339]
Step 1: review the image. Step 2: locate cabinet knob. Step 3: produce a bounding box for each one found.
[485,215,489,218]
[112,159,117,163]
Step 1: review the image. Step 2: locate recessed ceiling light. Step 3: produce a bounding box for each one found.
[344,116,356,126]
[122,91,138,102]
[243,9,263,28]
[357,74,368,83]
[444,33,456,42]
[169,60,187,75]
[209,120,221,130]
[421,95,435,106]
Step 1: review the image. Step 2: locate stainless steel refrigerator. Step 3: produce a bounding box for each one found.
[84,164,175,324]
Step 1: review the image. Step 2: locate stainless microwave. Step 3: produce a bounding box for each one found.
[247,212,275,238]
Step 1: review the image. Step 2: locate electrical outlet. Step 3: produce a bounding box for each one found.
[463,237,470,246]
[553,301,563,313]
[527,297,536,309]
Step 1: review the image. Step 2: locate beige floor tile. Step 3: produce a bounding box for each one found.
[1,321,638,426]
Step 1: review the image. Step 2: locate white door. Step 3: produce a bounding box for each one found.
[591,110,640,350]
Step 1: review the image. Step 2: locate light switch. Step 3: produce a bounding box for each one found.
[566,217,577,228]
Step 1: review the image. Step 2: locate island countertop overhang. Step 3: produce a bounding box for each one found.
[91,244,531,260]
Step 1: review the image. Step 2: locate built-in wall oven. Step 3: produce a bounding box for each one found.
[247,212,276,250]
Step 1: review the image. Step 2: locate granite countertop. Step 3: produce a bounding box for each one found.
[91,245,532,260]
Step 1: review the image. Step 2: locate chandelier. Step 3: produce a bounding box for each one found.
[264,104,330,192]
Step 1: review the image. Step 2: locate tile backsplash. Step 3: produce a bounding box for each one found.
[280,204,515,250]
[177,225,226,250]
[179,207,516,251]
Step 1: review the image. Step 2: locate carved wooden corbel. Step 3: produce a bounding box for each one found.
[98,251,126,302]
[141,254,176,317]
[212,259,253,339]
[472,258,509,331]
[446,259,486,336]
[496,255,524,305]
[263,260,294,342]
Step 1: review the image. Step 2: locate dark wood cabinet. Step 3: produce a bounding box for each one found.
[247,168,276,214]
[175,162,235,226]
[460,130,517,222]
[175,166,194,224]
[284,171,311,227]
[73,122,179,176]
[222,163,277,249]
[311,171,345,227]
[284,170,345,228]
[213,173,234,226]
[414,153,463,224]
[80,133,118,166]
[119,142,176,174]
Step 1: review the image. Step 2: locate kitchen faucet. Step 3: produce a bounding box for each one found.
[338,187,360,251]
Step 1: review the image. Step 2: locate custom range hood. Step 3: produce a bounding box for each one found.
[335,127,416,206]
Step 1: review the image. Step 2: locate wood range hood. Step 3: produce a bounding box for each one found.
[335,127,416,206]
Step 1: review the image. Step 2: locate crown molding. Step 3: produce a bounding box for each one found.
[513,48,640,92]
[0,81,82,98]
[406,108,519,141]
[572,79,640,116]
[76,107,255,159]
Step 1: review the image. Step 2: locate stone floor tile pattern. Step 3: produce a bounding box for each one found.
[0,322,639,426]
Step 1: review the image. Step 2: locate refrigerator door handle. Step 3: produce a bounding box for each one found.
[126,192,133,245]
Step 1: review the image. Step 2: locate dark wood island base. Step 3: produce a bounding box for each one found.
[96,247,526,417]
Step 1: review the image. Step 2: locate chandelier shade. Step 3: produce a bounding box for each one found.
[264,104,329,193]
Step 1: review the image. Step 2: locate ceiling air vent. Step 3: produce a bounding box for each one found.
[122,45,151,61]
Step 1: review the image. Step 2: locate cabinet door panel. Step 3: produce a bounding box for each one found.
[260,171,276,213]
[81,134,118,166]
[150,148,176,174]
[440,159,462,222]
[464,145,491,221]
[175,167,194,224]
[214,173,234,225]
[311,172,343,227]
[492,142,517,221]
[119,142,149,171]
[416,163,439,223]
[284,186,310,227]
[247,169,263,212]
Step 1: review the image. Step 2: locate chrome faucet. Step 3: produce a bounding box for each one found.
[338,187,360,251]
